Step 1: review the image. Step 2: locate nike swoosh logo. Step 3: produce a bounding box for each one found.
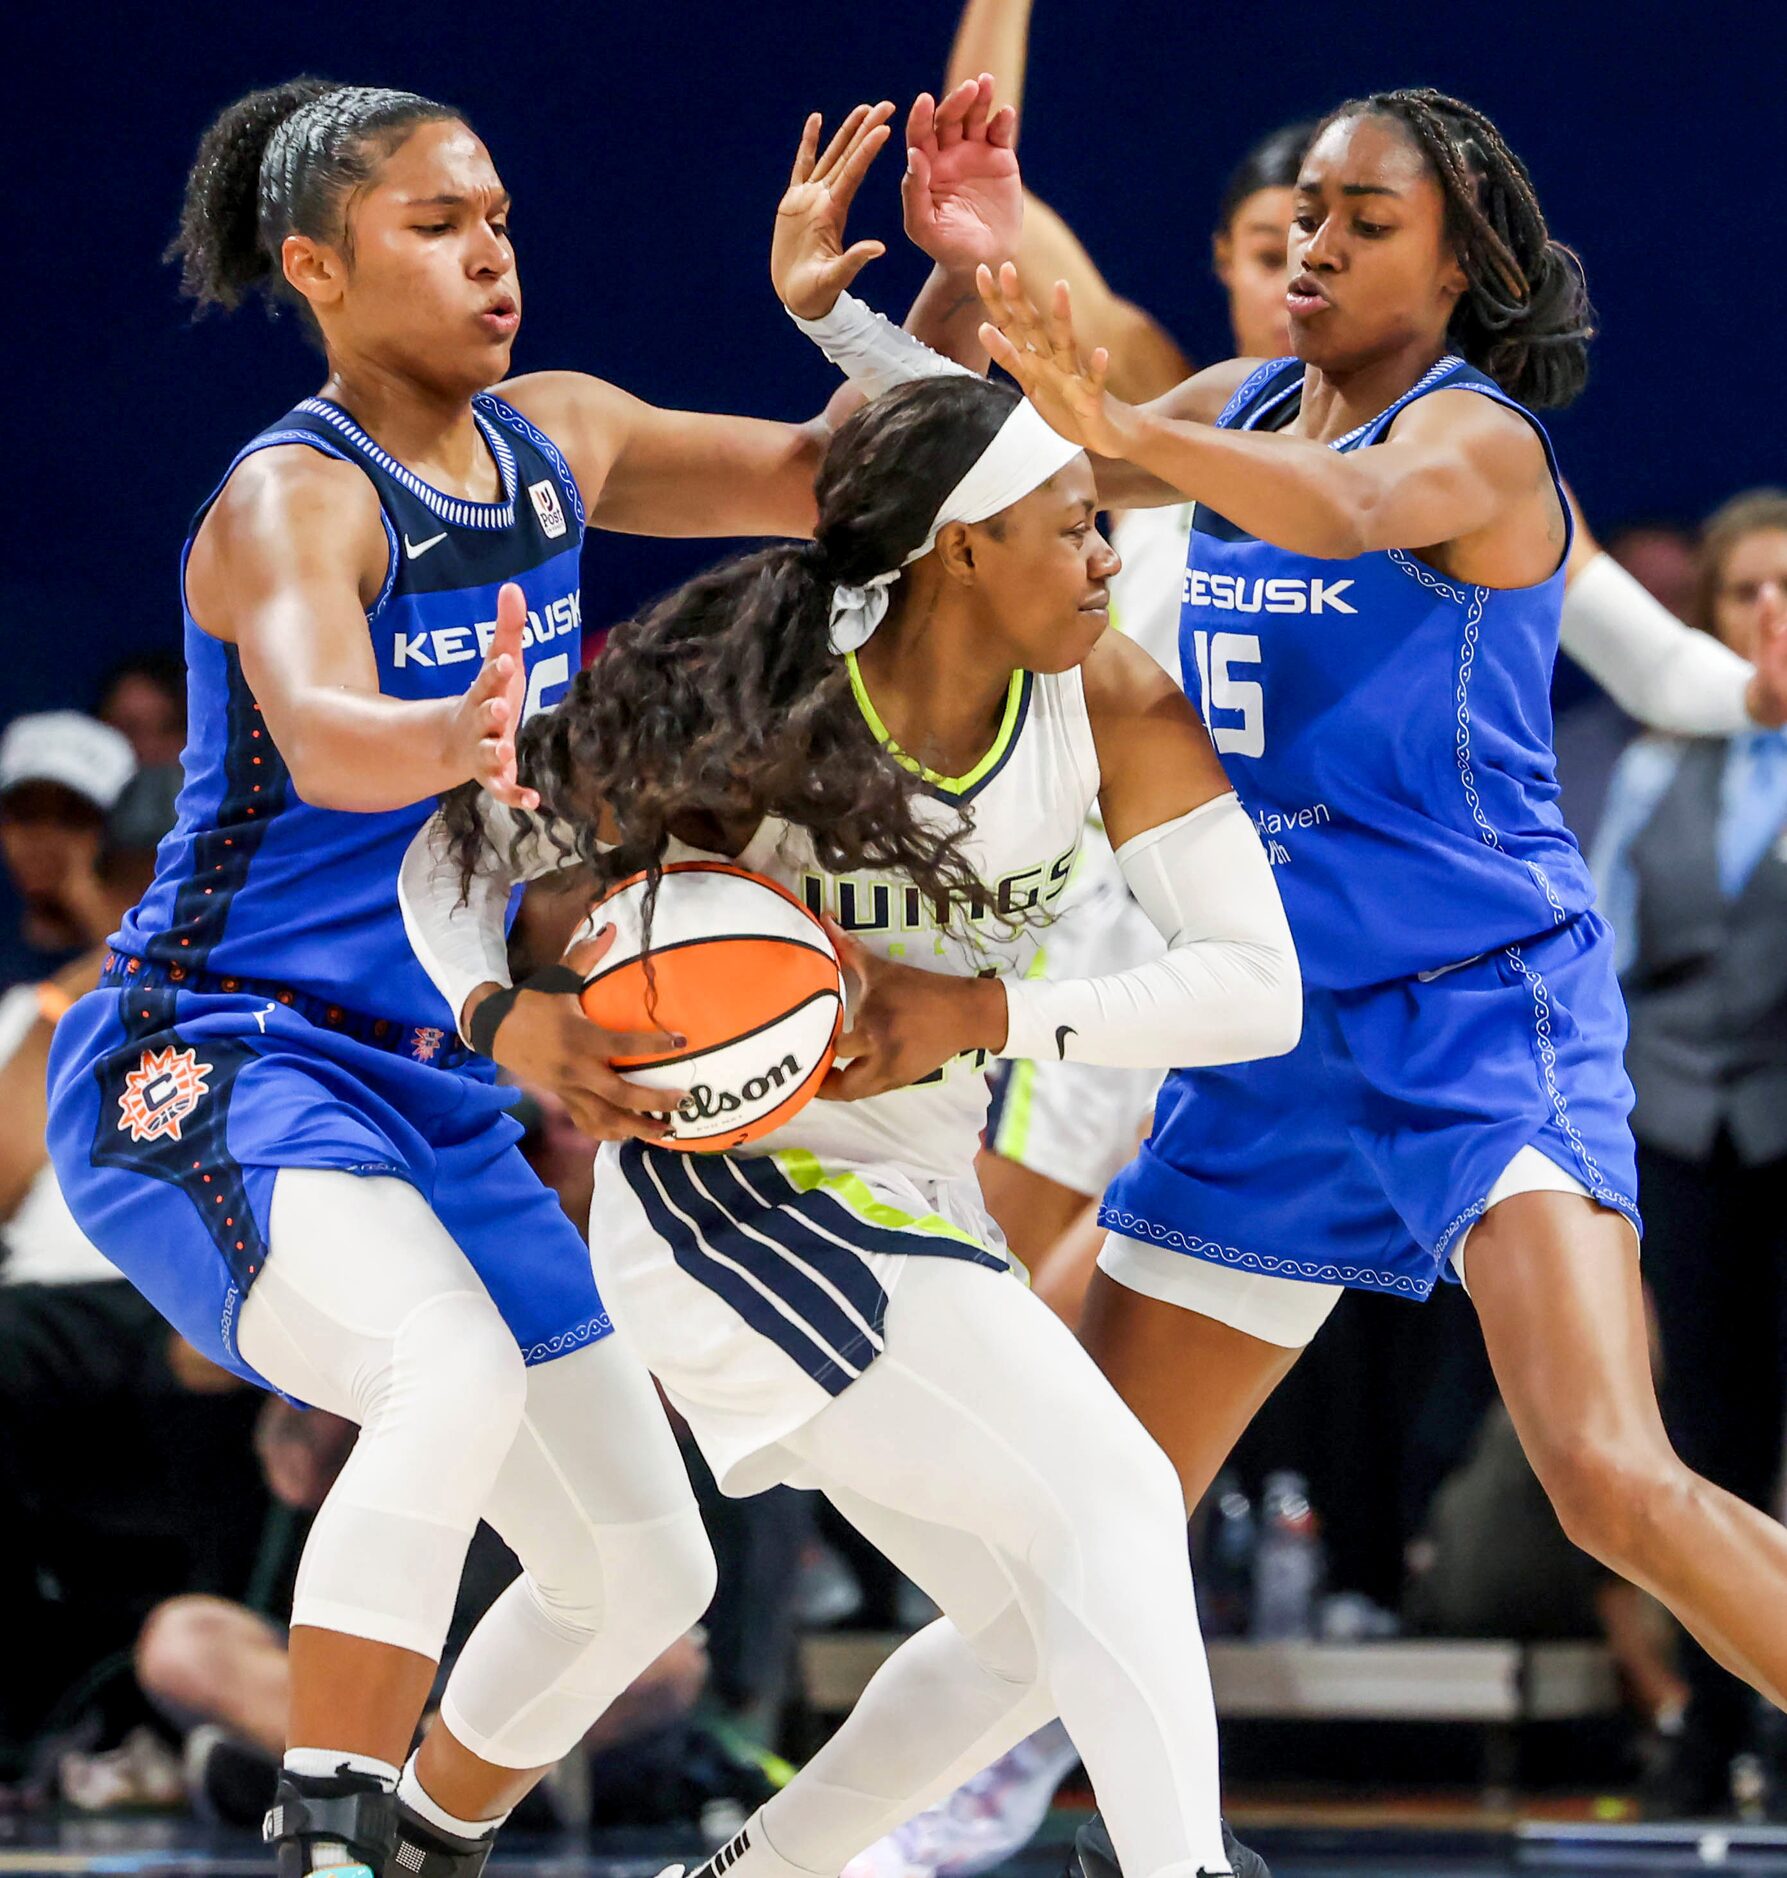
[404,530,448,559]
[1055,1025,1076,1060]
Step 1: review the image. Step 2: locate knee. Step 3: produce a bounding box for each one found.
[136,1595,275,1717]
[618,1509,718,1649]
[381,1289,528,1448]
[533,1506,717,1652]
[1045,1417,1191,1586]
[1538,1436,1693,1574]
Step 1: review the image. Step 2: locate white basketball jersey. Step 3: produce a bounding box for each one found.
[676,662,1101,1184]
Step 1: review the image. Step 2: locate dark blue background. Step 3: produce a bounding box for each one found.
[12,1,1775,720]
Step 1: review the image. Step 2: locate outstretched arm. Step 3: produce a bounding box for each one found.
[188,449,538,813]
[501,89,1022,543]
[944,0,1191,400]
[979,266,1551,572]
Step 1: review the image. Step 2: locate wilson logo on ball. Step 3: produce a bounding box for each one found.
[677,1053,804,1125]
[577,862,844,1153]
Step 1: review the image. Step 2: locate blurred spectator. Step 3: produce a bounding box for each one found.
[1554,513,1702,845]
[1591,487,1787,1817]
[96,651,187,770]
[0,712,136,990]
[0,760,267,1777]
[1606,520,1702,623]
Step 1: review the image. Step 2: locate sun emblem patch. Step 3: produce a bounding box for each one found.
[117,1044,215,1144]
[410,1026,446,1064]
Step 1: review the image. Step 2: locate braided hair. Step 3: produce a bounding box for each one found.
[1319,87,1594,409]
[169,79,463,315]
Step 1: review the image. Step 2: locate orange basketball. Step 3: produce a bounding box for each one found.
[577,862,845,1152]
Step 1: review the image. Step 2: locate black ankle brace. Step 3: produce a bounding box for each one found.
[388,1799,496,1878]
[262,1769,399,1878]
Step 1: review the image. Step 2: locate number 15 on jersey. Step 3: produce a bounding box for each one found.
[1190,630,1265,759]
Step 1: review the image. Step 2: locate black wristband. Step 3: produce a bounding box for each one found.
[466,963,589,1058]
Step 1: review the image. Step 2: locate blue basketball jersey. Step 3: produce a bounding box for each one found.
[117,391,585,1035]
[1182,355,1592,990]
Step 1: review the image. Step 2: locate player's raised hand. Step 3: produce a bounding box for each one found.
[818,922,1007,1102]
[772,102,896,321]
[977,263,1134,457]
[450,582,539,810]
[903,75,1022,276]
[472,924,689,1144]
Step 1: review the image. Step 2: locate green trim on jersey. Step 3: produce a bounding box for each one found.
[770,1147,989,1252]
[845,652,1027,795]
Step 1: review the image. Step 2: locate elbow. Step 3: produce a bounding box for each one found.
[281,743,360,812]
[1259,955,1304,1058]
[1260,981,1304,1058]
[1298,468,1377,559]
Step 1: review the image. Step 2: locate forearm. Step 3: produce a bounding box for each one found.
[946,0,1033,109]
[1115,406,1372,557]
[1561,552,1755,735]
[812,265,990,433]
[999,795,1303,1069]
[793,285,979,405]
[271,688,466,813]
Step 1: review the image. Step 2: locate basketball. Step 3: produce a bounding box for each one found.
[575,861,845,1152]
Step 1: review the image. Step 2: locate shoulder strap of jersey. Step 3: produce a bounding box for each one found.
[1216,357,1304,430]
[1357,357,1573,564]
[474,391,587,538]
[183,411,400,625]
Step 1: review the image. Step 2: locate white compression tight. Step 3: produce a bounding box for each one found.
[749,1259,1227,1878]
[237,1168,713,1770]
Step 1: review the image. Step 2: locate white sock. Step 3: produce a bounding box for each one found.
[397,1757,508,1838]
[698,1814,823,1878]
[282,1749,400,1788]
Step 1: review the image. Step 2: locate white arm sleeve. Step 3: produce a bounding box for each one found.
[998,794,1302,1070]
[1560,552,1753,736]
[398,799,585,1039]
[789,292,976,399]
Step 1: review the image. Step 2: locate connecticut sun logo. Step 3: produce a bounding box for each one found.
[117,1045,215,1144]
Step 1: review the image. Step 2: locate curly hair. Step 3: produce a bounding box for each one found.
[168,79,462,317]
[1317,87,1595,409]
[440,376,1028,945]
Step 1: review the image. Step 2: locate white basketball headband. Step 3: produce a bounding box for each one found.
[826,401,1085,655]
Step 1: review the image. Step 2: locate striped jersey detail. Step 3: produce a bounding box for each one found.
[143,650,288,975]
[295,397,520,528]
[619,1143,1004,1396]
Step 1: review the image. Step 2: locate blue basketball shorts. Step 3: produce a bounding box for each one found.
[47,978,611,1390]
[1099,912,1641,1302]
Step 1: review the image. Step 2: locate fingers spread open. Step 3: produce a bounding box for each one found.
[813,103,872,181]
[789,111,822,187]
[832,117,892,208]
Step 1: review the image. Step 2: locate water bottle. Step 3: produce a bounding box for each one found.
[1250,1470,1324,1641]
[1196,1472,1256,1637]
